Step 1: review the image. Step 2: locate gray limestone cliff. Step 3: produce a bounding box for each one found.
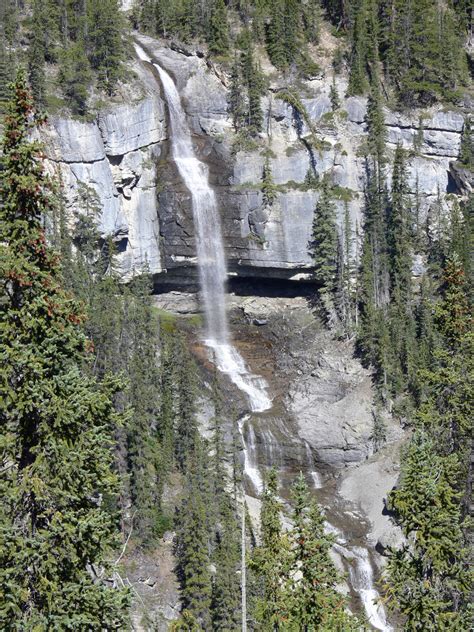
[42,33,467,285]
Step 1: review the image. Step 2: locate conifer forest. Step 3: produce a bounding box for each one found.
[1,1,473,630]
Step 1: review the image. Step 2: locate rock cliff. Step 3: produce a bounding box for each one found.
[42,33,466,285]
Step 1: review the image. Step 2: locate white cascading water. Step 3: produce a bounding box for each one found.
[135,44,271,413]
[136,44,391,631]
[238,415,264,494]
[348,547,393,632]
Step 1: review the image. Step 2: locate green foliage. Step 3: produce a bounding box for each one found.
[288,475,362,630]
[385,255,473,628]
[59,41,93,116]
[459,116,473,170]
[383,0,468,106]
[174,335,199,472]
[0,70,129,630]
[88,0,126,93]
[209,0,230,56]
[261,156,278,206]
[175,438,213,629]
[310,180,338,292]
[23,0,128,113]
[250,469,291,629]
[385,433,472,630]
[229,31,264,139]
[330,77,340,111]
[0,36,12,110]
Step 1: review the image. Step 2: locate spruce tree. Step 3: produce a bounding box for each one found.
[385,0,467,106]
[87,0,126,93]
[0,70,129,630]
[174,336,199,472]
[28,0,47,107]
[266,0,287,70]
[288,474,362,630]
[126,273,163,544]
[459,116,473,170]
[175,438,213,629]
[386,256,473,629]
[208,0,230,56]
[250,468,290,629]
[0,36,12,111]
[385,433,472,630]
[310,180,338,293]
[241,31,264,136]
[59,41,93,115]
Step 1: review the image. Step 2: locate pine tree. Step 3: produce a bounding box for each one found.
[385,433,472,630]
[0,70,129,630]
[59,40,93,115]
[175,438,213,629]
[126,273,163,544]
[250,468,290,629]
[208,0,230,56]
[266,0,287,70]
[459,116,473,170]
[87,0,126,93]
[241,31,264,135]
[347,0,370,95]
[385,0,467,106]
[228,53,245,131]
[388,144,412,295]
[262,156,278,206]
[209,387,241,630]
[386,256,473,629]
[310,180,338,292]
[174,336,199,472]
[0,36,12,111]
[288,474,362,630]
[28,0,47,107]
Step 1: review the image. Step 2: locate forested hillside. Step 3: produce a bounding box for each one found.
[0,1,473,630]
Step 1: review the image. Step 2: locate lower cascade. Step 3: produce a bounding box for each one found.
[136,43,391,630]
[135,43,271,413]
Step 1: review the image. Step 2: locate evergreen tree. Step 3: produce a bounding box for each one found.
[288,474,362,630]
[388,145,412,296]
[385,433,472,630]
[28,1,47,107]
[126,273,163,544]
[262,156,278,206]
[174,336,199,472]
[208,0,230,56]
[59,40,93,115]
[459,116,473,170]
[87,0,125,93]
[0,36,12,111]
[228,52,245,131]
[386,256,473,628]
[241,31,264,135]
[310,180,338,292]
[0,70,129,630]
[266,0,287,70]
[347,0,370,95]
[384,0,467,106]
[175,438,213,629]
[250,468,290,629]
[210,402,241,631]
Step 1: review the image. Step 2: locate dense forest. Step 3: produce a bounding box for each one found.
[0,0,473,630]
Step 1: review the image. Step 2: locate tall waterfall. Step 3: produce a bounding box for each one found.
[135,44,271,412]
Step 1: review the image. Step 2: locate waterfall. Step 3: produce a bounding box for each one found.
[135,44,271,413]
[238,415,264,494]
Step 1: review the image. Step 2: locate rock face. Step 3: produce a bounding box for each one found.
[43,33,468,283]
[42,61,166,279]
